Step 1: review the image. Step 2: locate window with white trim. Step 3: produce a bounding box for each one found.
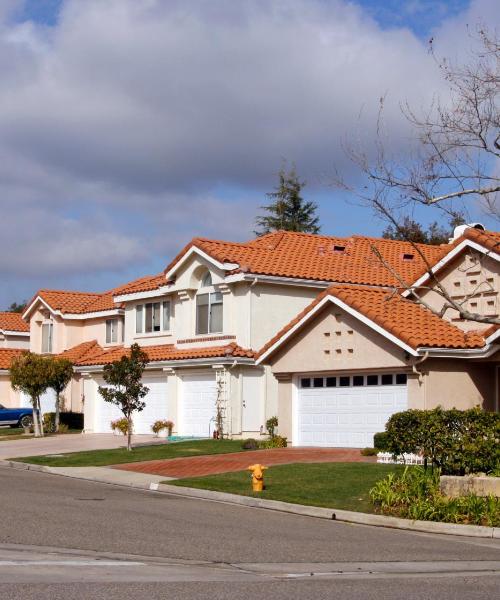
[106,319,119,344]
[41,322,53,353]
[300,373,407,388]
[196,271,223,334]
[135,301,171,334]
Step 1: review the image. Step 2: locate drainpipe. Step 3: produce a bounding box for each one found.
[411,351,429,384]
[411,351,429,410]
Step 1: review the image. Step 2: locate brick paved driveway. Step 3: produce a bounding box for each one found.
[115,447,373,478]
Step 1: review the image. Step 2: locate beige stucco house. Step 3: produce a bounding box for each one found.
[0,313,30,408]
[2,224,499,446]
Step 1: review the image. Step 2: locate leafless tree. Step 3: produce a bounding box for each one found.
[334,27,500,327]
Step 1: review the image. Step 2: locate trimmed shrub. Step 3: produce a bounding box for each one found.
[266,416,278,439]
[370,466,500,527]
[260,435,287,449]
[385,407,500,475]
[42,412,56,433]
[241,438,259,450]
[59,412,84,430]
[373,431,389,451]
[361,447,378,456]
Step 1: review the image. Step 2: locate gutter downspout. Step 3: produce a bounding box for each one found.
[412,351,429,383]
[411,351,429,410]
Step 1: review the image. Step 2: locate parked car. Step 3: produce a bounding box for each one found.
[0,404,33,428]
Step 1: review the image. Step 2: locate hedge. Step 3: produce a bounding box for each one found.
[384,407,500,475]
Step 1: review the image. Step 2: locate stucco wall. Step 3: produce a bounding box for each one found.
[411,359,496,411]
[0,374,20,407]
[269,303,408,374]
[249,283,319,351]
[420,248,500,331]
[0,334,29,349]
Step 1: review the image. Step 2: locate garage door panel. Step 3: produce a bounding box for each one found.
[297,376,407,448]
[94,376,168,434]
[181,373,217,437]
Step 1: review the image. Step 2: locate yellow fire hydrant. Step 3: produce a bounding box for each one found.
[247,464,267,492]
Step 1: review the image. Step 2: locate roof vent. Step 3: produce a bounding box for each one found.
[332,245,346,253]
[402,253,414,261]
[451,223,485,241]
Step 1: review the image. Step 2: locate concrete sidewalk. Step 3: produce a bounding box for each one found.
[0,433,161,460]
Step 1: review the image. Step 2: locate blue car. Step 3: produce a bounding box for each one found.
[0,404,33,428]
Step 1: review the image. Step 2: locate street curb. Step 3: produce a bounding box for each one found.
[155,483,499,539]
[2,460,498,539]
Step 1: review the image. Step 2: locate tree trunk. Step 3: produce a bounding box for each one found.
[38,397,44,437]
[55,391,60,433]
[32,397,41,438]
[127,415,132,451]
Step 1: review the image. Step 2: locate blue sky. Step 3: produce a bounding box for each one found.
[0,0,498,308]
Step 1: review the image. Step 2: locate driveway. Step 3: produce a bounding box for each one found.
[115,447,374,478]
[0,433,160,460]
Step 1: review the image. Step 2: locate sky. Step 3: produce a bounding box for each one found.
[0,0,498,308]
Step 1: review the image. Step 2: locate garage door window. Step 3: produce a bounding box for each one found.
[300,374,408,388]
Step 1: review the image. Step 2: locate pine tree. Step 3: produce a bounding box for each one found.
[255,167,320,236]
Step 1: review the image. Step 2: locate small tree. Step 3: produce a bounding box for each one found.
[47,357,74,432]
[7,301,27,313]
[10,353,52,437]
[98,344,149,451]
[255,166,320,235]
[382,214,465,245]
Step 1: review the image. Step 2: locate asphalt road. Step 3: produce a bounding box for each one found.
[0,466,499,599]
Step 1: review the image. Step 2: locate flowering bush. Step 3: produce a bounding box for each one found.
[110,417,131,436]
[151,420,174,435]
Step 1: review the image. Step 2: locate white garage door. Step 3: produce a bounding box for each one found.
[94,375,168,435]
[180,373,217,437]
[296,373,407,448]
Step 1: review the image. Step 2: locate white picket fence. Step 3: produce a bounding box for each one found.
[377,452,425,465]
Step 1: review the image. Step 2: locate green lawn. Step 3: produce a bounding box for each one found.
[168,462,406,513]
[12,439,247,467]
[0,427,31,441]
[0,427,25,436]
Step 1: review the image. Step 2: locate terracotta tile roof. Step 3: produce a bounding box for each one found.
[460,227,500,254]
[75,342,255,367]
[112,274,169,297]
[258,285,486,359]
[0,312,29,333]
[59,340,103,363]
[27,288,123,316]
[0,348,26,370]
[160,231,449,288]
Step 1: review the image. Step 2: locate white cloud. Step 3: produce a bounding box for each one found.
[0,0,497,304]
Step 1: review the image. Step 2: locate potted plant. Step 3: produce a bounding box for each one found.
[151,419,174,438]
[110,417,130,436]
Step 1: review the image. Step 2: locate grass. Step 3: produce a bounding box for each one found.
[168,462,406,513]
[0,427,31,441]
[12,439,247,467]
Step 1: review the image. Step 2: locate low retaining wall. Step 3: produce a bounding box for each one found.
[440,475,500,498]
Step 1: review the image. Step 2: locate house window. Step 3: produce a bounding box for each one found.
[162,301,170,331]
[196,292,223,334]
[135,300,171,334]
[196,272,223,335]
[136,305,143,334]
[106,319,118,344]
[41,322,53,353]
